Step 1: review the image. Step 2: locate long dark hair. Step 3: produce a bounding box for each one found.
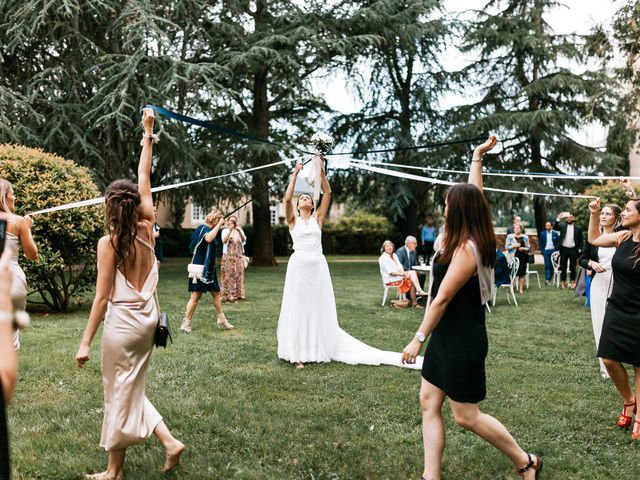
[439,183,497,268]
[104,179,141,269]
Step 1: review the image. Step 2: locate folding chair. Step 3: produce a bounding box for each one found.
[492,257,519,306]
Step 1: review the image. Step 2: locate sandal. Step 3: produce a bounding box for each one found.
[216,313,235,330]
[517,453,543,479]
[180,318,192,334]
[416,290,428,297]
[618,400,636,429]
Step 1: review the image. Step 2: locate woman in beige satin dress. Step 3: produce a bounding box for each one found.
[0,178,38,350]
[75,109,184,480]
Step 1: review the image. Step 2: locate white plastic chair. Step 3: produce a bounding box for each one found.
[492,257,518,306]
[525,260,541,289]
[551,251,561,287]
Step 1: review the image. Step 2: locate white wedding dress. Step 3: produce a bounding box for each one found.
[277,216,422,370]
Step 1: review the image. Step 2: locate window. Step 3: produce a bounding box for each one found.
[191,202,208,224]
[270,204,277,225]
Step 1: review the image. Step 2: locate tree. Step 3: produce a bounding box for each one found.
[331,0,452,237]
[0,145,103,312]
[610,0,640,181]
[454,0,615,232]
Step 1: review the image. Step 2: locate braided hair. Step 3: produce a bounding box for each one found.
[104,179,141,269]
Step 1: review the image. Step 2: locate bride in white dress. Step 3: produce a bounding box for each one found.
[276,160,422,370]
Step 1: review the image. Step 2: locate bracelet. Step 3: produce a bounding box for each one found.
[0,311,12,324]
[140,133,159,146]
[471,157,482,163]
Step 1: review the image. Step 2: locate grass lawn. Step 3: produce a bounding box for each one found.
[8,257,640,479]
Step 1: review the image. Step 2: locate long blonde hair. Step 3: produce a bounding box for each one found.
[0,178,12,213]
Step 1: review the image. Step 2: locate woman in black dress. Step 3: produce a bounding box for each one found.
[588,196,640,437]
[180,210,234,333]
[402,136,542,480]
[505,224,530,294]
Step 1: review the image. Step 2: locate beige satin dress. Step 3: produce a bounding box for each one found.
[100,237,163,450]
[6,232,27,350]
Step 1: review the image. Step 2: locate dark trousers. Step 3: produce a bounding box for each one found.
[421,241,435,264]
[542,249,556,281]
[559,246,579,282]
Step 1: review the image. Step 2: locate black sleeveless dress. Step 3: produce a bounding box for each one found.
[597,237,640,365]
[422,252,488,403]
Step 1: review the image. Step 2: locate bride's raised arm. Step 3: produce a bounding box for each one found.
[284,163,303,228]
[316,157,331,228]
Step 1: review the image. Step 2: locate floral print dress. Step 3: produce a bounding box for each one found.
[221,230,246,301]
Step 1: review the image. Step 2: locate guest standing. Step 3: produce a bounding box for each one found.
[580,204,621,379]
[505,224,529,294]
[220,215,246,303]
[75,109,184,479]
[588,196,640,438]
[402,136,542,480]
[554,212,583,289]
[180,211,233,333]
[0,178,38,350]
[506,215,526,235]
[420,216,436,264]
[538,221,559,285]
[0,249,18,479]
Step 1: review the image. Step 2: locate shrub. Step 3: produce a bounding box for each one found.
[0,144,103,312]
[572,180,640,229]
[323,211,395,255]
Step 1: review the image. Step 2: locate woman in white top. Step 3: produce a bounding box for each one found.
[378,240,427,308]
[220,215,246,303]
[580,203,621,378]
[0,178,38,350]
[276,160,421,370]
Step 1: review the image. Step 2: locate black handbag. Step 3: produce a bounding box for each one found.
[153,291,172,348]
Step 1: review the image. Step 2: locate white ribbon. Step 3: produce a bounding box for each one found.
[349,157,640,181]
[351,161,598,199]
[29,157,299,216]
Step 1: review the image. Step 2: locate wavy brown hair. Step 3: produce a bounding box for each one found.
[438,183,497,268]
[104,179,141,270]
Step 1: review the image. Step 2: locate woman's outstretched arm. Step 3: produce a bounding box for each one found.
[468,135,497,192]
[284,163,303,227]
[316,157,332,228]
[138,108,156,225]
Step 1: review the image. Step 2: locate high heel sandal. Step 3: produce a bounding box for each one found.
[517,453,543,479]
[216,313,235,330]
[617,400,636,429]
[180,318,192,334]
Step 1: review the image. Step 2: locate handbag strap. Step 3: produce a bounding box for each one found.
[191,225,207,263]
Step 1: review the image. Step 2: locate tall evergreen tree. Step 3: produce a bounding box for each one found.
[456,0,614,232]
[331,0,452,237]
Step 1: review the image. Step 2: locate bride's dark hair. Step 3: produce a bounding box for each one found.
[104,179,141,269]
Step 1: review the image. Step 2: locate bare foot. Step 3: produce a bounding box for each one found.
[163,440,186,472]
[295,362,304,369]
[85,472,122,480]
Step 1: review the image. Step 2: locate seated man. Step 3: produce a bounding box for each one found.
[396,235,426,290]
[494,248,511,286]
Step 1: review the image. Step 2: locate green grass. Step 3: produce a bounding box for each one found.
[8,258,640,479]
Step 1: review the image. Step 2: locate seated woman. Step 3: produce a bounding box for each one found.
[378,240,427,308]
[505,224,530,294]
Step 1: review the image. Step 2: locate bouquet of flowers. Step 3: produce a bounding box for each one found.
[311,132,334,155]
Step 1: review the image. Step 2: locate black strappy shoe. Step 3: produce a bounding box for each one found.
[517,453,543,479]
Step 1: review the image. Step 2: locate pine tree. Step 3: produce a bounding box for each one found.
[456,0,614,232]
[331,0,452,237]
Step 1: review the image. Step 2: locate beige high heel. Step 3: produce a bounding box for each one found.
[216,313,234,329]
[180,317,192,334]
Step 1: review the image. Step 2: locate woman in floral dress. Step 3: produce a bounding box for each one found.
[221,215,246,303]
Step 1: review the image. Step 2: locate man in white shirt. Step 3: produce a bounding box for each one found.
[553,212,583,289]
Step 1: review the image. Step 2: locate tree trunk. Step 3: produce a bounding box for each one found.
[250,59,276,266]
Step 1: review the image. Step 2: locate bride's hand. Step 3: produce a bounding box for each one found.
[401,339,422,364]
[293,163,303,174]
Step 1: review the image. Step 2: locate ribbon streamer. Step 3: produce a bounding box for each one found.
[352,162,598,199]
[29,158,292,216]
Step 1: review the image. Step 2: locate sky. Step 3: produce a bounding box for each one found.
[315,0,621,148]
